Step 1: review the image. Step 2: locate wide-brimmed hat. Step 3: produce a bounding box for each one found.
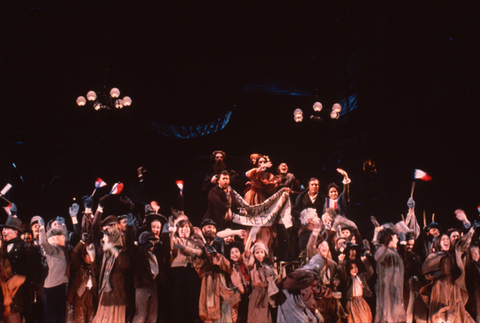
[1,216,24,233]
[139,231,158,246]
[145,213,168,228]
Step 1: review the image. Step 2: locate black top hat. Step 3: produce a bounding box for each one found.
[1,216,24,233]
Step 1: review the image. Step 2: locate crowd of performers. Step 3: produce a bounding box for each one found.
[1,150,480,323]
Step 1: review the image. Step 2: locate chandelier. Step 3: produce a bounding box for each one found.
[76,86,132,110]
[293,101,342,122]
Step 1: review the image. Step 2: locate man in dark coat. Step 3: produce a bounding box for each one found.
[203,170,238,231]
[292,178,325,223]
[1,215,35,323]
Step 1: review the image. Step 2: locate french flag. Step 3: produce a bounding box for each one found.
[414,169,432,181]
[176,180,184,192]
[3,203,11,216]
[95,178,107,189]
[110,182,124,195]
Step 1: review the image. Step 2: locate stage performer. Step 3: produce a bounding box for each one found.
[244,154,278,205]
[420,227,475,323]
[323,168,351,217]
[203,170,238,231]
[244,227,280,323]
[374,228,406,323]
[169,216,204,323]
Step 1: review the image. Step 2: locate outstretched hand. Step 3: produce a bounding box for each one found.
[69,203,80,218]
[454,209,467,222]
[336,168,347,177]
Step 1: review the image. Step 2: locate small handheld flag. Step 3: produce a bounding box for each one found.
[3,203,11,216]
[411,169,432,197]
[92,178,107,196]
[110,182,124,195]
[176,180,184,192]
[414,169,432,181]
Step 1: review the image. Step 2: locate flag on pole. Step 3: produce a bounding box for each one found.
[414,169,432,181]
[3,203,11,216]
[176,180,184,192]
[95,178,107,189]
[110,182,124,195]
[92,178,107,196]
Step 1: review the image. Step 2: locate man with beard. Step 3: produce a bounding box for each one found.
[201,219,223,254]
[197,219,240,322]
[201,151,242,211]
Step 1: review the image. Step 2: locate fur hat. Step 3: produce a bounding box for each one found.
[1,216,23,233]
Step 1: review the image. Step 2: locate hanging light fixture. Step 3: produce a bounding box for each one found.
[293,108,304,122]
[293,101,342,122]
[76,86,132,110]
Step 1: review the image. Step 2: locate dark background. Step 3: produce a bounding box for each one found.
[1,1,479,235]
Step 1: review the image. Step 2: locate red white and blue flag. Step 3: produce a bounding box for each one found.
[110,182,124,195]
[3,203,11,216]
[176,180,184,192]
[95,178,107,189]
[414,169,432,181]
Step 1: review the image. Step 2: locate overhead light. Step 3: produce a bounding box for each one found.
[77,86,132,111]
[293,108,303,122]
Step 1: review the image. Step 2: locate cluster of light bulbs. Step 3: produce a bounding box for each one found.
[293,102,342,122]
[76,88,132,110]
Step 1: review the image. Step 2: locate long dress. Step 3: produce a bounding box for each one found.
[244,253,279,323]
[420,230,475,323]
[244,168,276,205]
[346,274,373,323]
[374,245,406,323]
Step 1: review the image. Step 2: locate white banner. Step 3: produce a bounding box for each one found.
[231,188,292,228]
